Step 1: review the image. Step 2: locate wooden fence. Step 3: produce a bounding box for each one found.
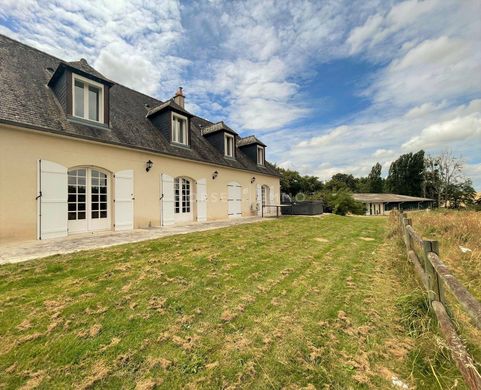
[397,212,481,389]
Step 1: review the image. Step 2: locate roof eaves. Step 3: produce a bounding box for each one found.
[48,62,115,87]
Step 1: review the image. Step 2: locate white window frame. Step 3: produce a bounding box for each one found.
[72,73,104,123]
[224,133,235,158]
[172,112,189,146]
[257,146,265,165]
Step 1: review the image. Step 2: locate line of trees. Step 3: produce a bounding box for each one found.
[277,150,478,210]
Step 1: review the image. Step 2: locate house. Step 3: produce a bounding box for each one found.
[0,35,280,243]
[352,193,434,215]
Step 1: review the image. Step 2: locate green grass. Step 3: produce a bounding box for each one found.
[0,215,464,389]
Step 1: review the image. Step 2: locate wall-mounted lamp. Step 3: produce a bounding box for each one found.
[146,160,153,172]
[212,170,219,180]
[251,176,256,184]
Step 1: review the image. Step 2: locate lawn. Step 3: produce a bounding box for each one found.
[0,215,464,389]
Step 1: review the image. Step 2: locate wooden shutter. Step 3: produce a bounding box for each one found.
[197,178,207,222]
[114,170,134,231]
[38,160,68,239]
[161,173,175,226]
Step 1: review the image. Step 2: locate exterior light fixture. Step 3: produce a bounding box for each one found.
[146,160,153,172]
[212,170,219,180]
[251,176,256,183]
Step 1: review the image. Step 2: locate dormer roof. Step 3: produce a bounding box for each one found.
[0,34,279,178]
[201,121,238,136]
[237,135,266,148]
[145,99,193,118]
[47,58,114,87]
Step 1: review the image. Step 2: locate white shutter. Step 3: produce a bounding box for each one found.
[197,178,207,222]
[256,184,262,216]
[161,173,175,226]
[114,170,134,231]
[228,182,242,218]
[268,185,276,216]
[38,160,68,239]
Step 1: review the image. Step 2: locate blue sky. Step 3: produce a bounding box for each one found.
[1,0,480,188]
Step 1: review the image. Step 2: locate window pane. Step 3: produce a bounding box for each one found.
[68,212,76,220]
[88,86,99,121]
[100,211,107,218]
[92,211,99,219]
[74,80,84,117]
[78,212,86,220]
[179,119,184,143]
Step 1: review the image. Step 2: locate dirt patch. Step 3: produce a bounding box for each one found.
[77,324,102,338]
[172,335,198,351]
[99,337,121,352]
[147,356,172,370]
[17,332,43,345]
[135,378,161,390]
[16,319,32,331]
[314,237,329,243]
[384,338,413,360]
[79,361,110,390]
[149,296,167,313]
[18,370,46,390]
[205,361,219,370]
[359,237,375,241]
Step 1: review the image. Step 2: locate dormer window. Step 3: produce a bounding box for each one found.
[257,146,265,165]
[72,74,104,123]
[224,133,235,158]
[172,113,188,145]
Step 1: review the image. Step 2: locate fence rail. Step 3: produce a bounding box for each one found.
[396,212,481,390]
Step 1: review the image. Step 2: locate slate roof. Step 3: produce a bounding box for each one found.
[201,121,238,136]
[352,193,434,203]
[237,135,266,147]
[48,59,114,87]
[146,99,193,118]
[0,34,278,177]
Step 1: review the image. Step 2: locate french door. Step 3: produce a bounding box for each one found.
[174,177,193,223]
[68,168,111,234]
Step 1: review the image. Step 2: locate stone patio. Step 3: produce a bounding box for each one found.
[0,217,268,265]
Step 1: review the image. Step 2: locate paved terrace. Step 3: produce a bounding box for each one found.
[0,217,267,265]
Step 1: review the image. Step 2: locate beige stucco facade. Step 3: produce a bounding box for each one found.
[0,124,280,243]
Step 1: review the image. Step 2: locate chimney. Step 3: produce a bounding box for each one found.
[173,87,185,108]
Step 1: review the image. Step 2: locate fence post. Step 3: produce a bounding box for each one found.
[405,217,412,252]
[423,239,445,304]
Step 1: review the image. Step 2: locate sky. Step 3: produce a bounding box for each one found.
[1,0,480,188]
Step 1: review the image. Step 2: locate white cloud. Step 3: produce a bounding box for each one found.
[402,114,481,150]
[0,0,186,97]
[1,0,480,188]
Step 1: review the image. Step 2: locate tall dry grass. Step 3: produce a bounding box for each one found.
[408,210,481,366]
[409,210,481,301]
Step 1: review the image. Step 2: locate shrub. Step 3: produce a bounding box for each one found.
[323,189,365,216]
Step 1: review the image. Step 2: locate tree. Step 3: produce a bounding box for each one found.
[367,162,383,193]
[445,179,476,208]
[323,189,365,216]
[325,173,357,192]
[386,151,425,196]
[424,151,466,207]
[276,167,323,196]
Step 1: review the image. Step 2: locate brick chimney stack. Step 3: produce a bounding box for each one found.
[173,87,185,108]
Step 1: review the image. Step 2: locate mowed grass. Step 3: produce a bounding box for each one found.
[0,216,464,389]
